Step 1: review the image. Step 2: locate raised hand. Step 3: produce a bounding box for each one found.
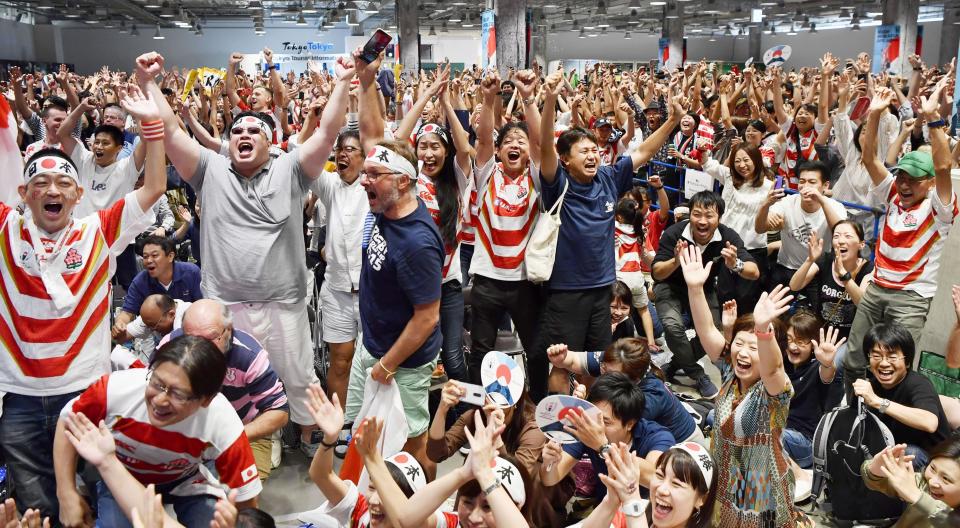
[870,87,895,113]
[8,66,21,83]
[546,343,569,368]
[119,85,161,122]
[262,47,274,66]
[721,241,739,271]
[305,384,344,442]
[812,326,846,368]
[679,244,713,289]
[480,69,501,101]
[753,285,794,330]
[210,490,238,528]
[513,69,537,99]
[334,56,357,82]
[952,285,960,323]
[463,410,505,480]
[721,300,738,329]
[543,70,564,98]
[877,446,923,504]
[598,443,642,503]
[134,52,165,84]
[354,417,383,461]
[63,412,116,468]
[130,485,164,528]
[541,440,562,472]
[563,408,607,451]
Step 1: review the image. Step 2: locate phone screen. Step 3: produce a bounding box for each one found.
[774,175,784,190]
[361,29,393,63]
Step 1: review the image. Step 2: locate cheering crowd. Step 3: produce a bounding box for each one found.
[3,34,960,528]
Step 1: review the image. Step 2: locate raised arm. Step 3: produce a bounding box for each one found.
[224,53,243,109]
[678,245,727,360]
[789,231,823,291]
[539,70,564,183]
[474,70,501,167]
[57,64,80,110]
[396,64,449,142]
[650,174,670,222]
[920,79,954,205]
[356,49,386,153]
[770,71,788,126]
[135,52,202,182]
[56,96,91,155]
[819,53,838,125]
[298,56,356,180]
[753,286,793,396]
[628,93,682,170]
[120,86,167,212]
[180,101,224,153]
[513,69,542,167]
[948,286,960,369]
[8,67,36,124]
[305,385,351,506]
[862,88,897,187]
[440,86,473,174]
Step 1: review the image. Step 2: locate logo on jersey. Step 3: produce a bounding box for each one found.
[63,248,83,270]
[604,201,614,213]
[903,212,918,228]
[241,464,258,482]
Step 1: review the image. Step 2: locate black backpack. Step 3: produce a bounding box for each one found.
[811,397,903,525]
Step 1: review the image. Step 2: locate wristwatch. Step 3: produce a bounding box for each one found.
[878,398,891,414]
[732,258,745,275]
[522,97,536,105]
[599,443,612,457]
[838,270,852,282]
[621,499,649,518]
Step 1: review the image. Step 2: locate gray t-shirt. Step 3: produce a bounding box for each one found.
[191,148,310,303]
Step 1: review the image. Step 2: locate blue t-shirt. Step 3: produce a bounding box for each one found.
[359,201,444,368]
[121,261,204,315]
[562,417,675,500]
[585,352,696,441]
[539,156,635,290]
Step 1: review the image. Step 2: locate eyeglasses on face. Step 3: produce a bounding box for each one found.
[146,370,197,405]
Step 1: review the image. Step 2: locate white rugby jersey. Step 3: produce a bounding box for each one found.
[63,368,262,501]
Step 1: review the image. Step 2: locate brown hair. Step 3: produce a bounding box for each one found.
[376,138,419,171]
[724,313,788,360]
[727,144,767,189]
[788,310,821,343]
[653,448,717,528]
[602,337,652,382]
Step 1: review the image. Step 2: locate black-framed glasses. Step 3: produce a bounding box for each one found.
[868,353,905,364]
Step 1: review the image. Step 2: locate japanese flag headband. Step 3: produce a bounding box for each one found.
[670,442,714,490]
[365,145,419,181]
[385,452,427,493]
[231,115,273,138]
[24,155,79,184]
[415,122,449,145]
[489,457,526,507]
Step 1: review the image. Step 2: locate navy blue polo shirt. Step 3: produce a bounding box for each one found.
[539,155,635,290]
[121,261,204,315]
[562,417,675,500]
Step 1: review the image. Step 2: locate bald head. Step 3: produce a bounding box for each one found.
[182,299,233,353]
[140,294,176,335]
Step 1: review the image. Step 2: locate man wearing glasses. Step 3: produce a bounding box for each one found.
[111,294,191,369]
[305,129,368,455]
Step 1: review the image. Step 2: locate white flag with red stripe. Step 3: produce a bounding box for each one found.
[0,96,23,205]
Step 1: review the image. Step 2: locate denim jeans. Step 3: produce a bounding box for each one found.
[459,244,475,288]
[652,282,720,380]
[0,391,83,521]
[780,428,814,469]
[440,280,467,383]
[905,444,930,472]
[95,479,217,528]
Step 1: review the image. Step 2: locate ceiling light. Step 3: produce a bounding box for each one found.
[247,1,262,9]
[441,22,448,32]
[296,13,307,25]
[628,0,642,7]
[571,20,579,31]
[583,24,594,30]
[809,23,817,32]
[852,23,860,30]
[346,12,359,26]
[597,18,609,28]
[588,30,598,37]
[38,0,54,9]
[624,31,632,39]
[428,24,436,35]
[302,1,318,14]
[153,25,164,39]
[578,28,586,38]
[596,1,607,15]
[462,13,473,27]
[543,2,559,7]
[563,7,573,21]
[449,13,461,22]
[131,24,139,36]
[144,1,162,8]
[363,2,379,14]
[650,1,666,6]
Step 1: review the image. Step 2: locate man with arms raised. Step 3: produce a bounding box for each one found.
[133,50,356,453]
[0,86,166,525]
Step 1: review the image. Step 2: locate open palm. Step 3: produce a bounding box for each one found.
[120,86,160,122]
[305,384,343,438]
[63,412,116,468]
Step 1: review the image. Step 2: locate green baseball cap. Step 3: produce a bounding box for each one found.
[894,151,934,179]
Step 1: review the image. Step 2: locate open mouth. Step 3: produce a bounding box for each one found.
[653,498,673,519]
[238,141,254,154]
[506,151,521,162]
[151,403,174,421]
[369,511,385,524]
[93,150,104,159]
[734,358,753,374]
[875,367,896,383]
[787,349,803,364]
[43,203,63,215]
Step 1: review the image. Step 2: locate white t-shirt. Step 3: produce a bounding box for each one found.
[70,143,141,218]
[769,193,847,269]
[703,158,773,250]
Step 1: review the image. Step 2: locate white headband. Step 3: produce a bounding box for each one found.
[671,442,714,490]
[490,457,526,507]
[25,155,79,183]
[385,451,427,493]
[232,115,273,138]
[365,145,418,181]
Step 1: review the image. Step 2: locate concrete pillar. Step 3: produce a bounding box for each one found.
[494,0,527,75]
[661,4,684,71]
[529,7,546,70]
[397,0,419,76]
[748,25,762,64]
[882,0,920,77]
[940,6,960,67]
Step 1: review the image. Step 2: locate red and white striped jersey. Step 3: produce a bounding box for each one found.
[469,157,541,281]
[870,175,958,297]
[460,180,478,246]
[0,192,154,396]
[63,368,262,502]
[614,222,643,274]
[416,161,469,284]
[777,119,824,190]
